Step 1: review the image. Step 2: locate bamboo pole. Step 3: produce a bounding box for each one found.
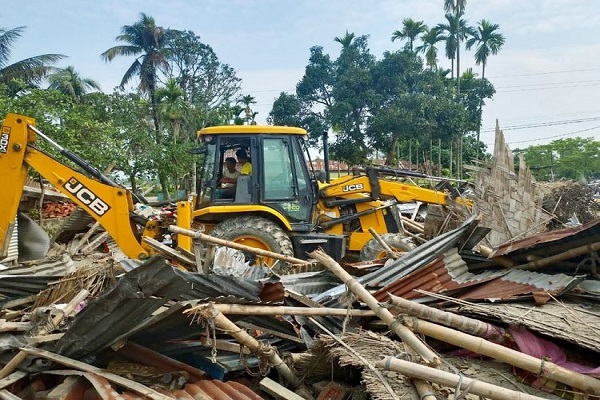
[398,313,600,395]
[169,225,311,266]
[514,240,600,271]
[387,294,509,345]
[186,303,302,389]
[0,289,90,379]
[309,249,440,366]
[203,304,376,317]
[376,357,548,400]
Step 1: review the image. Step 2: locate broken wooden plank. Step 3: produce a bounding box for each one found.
[259,377,305,400]
[0,371,27,390]
[0,321,32,333]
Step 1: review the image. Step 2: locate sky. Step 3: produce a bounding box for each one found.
[3,0,600,152]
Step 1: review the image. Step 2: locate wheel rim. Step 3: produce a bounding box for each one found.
[232,235,276,267]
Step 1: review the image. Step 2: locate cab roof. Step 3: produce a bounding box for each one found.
[197,124,307,137]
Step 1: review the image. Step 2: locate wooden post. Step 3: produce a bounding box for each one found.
[195,303,376,317]
[367,227,401,259]
[387,294,509,345]
[309,249,440,366]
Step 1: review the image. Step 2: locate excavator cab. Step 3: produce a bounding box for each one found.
[196,125,316,225]
[181,125,346,266]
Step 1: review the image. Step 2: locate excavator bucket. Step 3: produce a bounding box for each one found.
[0,114,34,260]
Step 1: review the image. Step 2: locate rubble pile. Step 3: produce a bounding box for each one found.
[0,126,598,399]
[0,208,599,399]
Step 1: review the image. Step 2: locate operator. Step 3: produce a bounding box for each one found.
[236,149,252,175]
[215,157,240,199]
[219,157,240,188]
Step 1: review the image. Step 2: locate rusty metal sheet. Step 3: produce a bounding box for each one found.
[315,215,480,307]
[373,247,583,302]
[489,218,600,260]
[373,248,504,301]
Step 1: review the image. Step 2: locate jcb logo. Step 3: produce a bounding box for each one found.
[342,183,364,192]
[0,132,9,153]
[63,177,110,216]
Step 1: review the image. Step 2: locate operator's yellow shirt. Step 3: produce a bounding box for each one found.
[240,161,252,175]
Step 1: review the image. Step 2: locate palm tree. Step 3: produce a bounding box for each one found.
[47,66,101,101]
[0,26,65,93]
[466,19,505,80]
[101,13,170,135]
[156,77,185,142]
[391,18,427,52]
[437,14,474,93]
[437,14,459,78]
[415,27,445,69]
[334,30,355,48]
[238,94,257,125]
[442,0,472,93]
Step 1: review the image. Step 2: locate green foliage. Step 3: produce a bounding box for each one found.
[519,137,600,181]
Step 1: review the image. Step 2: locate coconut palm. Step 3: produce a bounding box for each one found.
[334,30,355,48]
[466,19,505,80]
[47,66,101,101]
[415,27,445,69]
[0,26,65,92]
[391,18,427,52]
[101,13,170,134]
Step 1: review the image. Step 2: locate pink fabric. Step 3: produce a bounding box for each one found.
[509,327,600,378]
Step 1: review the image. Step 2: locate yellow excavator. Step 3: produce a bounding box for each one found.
[0,113,471,265]
[176,124,472,264]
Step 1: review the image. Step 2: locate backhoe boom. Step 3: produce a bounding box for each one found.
[0,114,154,260]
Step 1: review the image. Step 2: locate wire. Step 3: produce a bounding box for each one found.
[488,124,600,146]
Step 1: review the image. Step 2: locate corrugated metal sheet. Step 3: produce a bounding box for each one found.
[454,270,583,301]
[53,207,95,243]
[373,248,504,301]
[2,218,19,265]
[489,218,600,260]
[54,256,284,359]
[314,215,480,306]
[373,247,583,302]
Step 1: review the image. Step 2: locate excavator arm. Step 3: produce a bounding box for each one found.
[319,167,465,207]
[0,114,155,260]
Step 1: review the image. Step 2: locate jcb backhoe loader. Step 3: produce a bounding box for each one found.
[176,124,472,266]
[0,113,470,266]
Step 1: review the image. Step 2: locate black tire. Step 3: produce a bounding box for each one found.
[359,233,416,261]
[209,215,294,270]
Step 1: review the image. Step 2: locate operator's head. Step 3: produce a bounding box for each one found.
[225,157,237,171]
[236,149,249,163]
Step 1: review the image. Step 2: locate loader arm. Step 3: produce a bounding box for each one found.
[320,170,461,207]
[0,114,155,260]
